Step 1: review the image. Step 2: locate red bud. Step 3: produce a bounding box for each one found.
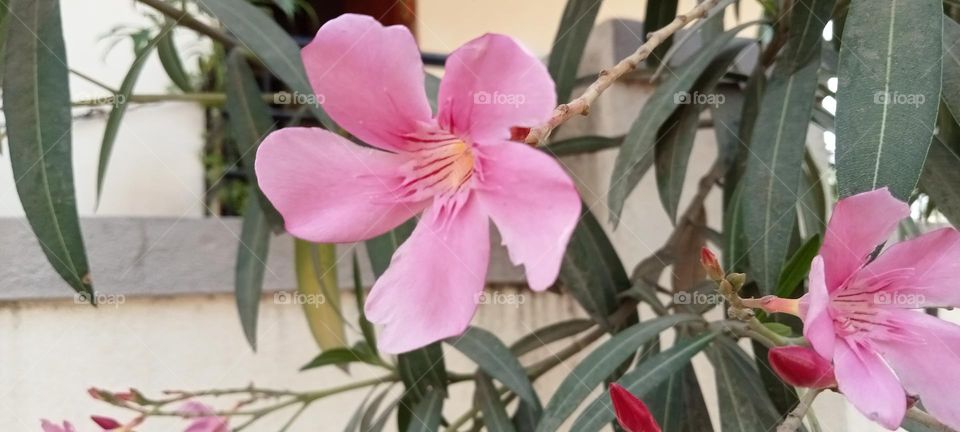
[768,346,836,389]
[609,383,661,432]
[90,415,122,430]
[700,247,724,281]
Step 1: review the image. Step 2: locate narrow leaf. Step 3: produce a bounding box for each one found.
[775,234,822,298]
[548,0,603,103]
[546,135,623,157]
[98,21,175,200]
[835,0,942,199]
[235,193,271,350]
[570,331,718,431]
[644,0,679,66]
[706,336,782,432]
[300,342,379,371]
[157,22,193,92]
[655,106,700,223]
[366,220,415,278]
[509,319,594,356]
[447,327,540,409]
[942,17,960,124]
[920,110,960,227]
[3,0,92,297]
[608,22,755,223]
[294,240,347,352]
[476,373,516,432]
[352,252,378,355]
[407,388,444,432]
[535,314,701,431]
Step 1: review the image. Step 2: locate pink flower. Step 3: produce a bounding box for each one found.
[256,14,580,353]
[179,401,228,432]
[800,188,960,429]
[40,420,76,432]
[608,383,661,432]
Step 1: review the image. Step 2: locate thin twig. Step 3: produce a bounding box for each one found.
[70,69,118,93]
[525,0,723,145]
[777,389,821,432]
[135,0,237,47]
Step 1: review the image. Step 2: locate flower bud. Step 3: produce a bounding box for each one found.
[725,273,746,289]
[90,415,122,430]
[768,346,836,389]
[609,383,661,432]
[700,247,724,281]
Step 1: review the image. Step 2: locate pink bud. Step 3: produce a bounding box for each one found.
[768,346,836,389]
[90,416,122,430]
[700,247,724,281]
[609,383,661,432]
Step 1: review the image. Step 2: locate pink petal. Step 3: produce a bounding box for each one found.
[859,227,960,308]
[40,420,75,432]
[437,34,556,143]
[474,142,580,290]
[801,256,836,359]
[302,14,433,151]
[833,340,906,429]
[820,188,909,292]
[874,311,960,430]
[364,198,490,353]
[255,127,427,243]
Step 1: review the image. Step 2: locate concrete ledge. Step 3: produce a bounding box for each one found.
[0,217,526,301]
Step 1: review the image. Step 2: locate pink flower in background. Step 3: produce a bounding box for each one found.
[179,401,228,432]
[40,420,76,432]
[256,14,580,353]
[608,383,661,432]
[800,188,960,429]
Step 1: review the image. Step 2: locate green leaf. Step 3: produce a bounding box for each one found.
[200,0,336,129]
[764,322,794,337]
[234,191,272,350]
[535,314,701,431]
[225,49,283,229]
[775,234,822,298]
[366,220,415,278]
[475,373,516,432]
[425,73,441,115]
[548,0,603,103]
[645,362,714,431]
[743,0,833,295]
[407,388,444,432]
[942,17,960,124]
[559,206,629,329]
[398,342,448,401]
[294,240,347,352]
[97,21,175,201]
[655,106,700,223]
[3,0,93,298]
[300,342,379,371]
[920,111,960,227]
[0,1,10,90]
[352,252,378,355]
[706,336,783,432]
[360,388,394,432]
[835,0,942,200]
[797,151,827,238]
[509,319,594,356]
[644,0,679,66]
[447,327,541,410]
[570,331,718,431]
[344,387,379,432]
[546,135,623,157]
[157,22,193,92]
[743,60,820,295]
[608,22,754,224]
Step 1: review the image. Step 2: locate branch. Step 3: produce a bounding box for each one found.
[777,389,822,432]
[525,0,722,145]
[905,407,956,432]
[135,0,237,47]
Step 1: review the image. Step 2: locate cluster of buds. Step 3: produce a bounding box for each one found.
[699,248,753,320]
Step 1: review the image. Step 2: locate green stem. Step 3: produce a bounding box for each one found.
[70,69,117,93]
[905,407,955,432]
[135,0,236,47]
[72,92,284,107]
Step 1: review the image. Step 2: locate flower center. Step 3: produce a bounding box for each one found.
[396,133,476,203]
[828,268,916,340]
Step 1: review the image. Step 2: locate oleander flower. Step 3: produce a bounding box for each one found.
[179,401,228,432]
[798,188,960,429]
[256,14,580,353]
[609,383,661,432]
[40,420,75,432]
